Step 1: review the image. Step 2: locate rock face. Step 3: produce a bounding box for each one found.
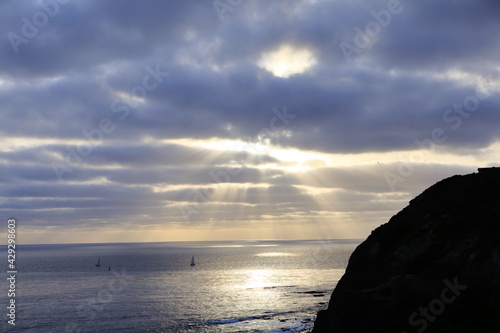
[313,168,500,333]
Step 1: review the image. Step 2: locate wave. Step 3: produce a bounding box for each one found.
[202,310,315,332]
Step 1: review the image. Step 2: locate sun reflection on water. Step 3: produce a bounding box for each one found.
[255,252,296,257]
[236,269,275,289]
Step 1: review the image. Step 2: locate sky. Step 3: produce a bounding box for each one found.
[1,0,500,244]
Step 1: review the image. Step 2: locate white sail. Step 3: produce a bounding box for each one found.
[190,255,195,266]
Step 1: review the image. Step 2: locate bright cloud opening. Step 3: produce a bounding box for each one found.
[258,45,317,78]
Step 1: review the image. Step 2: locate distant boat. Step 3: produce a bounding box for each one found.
[190,255,195,266]
[96,258,101,267]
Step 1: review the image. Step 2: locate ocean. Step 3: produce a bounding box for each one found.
[2,240,359,332]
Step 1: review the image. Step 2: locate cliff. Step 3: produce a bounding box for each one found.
[312,168,500,333]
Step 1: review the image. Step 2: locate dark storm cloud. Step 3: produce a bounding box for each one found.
[1,0,499,235]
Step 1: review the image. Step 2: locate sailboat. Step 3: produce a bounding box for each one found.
[190,255,195,266]
[96,258,101,267]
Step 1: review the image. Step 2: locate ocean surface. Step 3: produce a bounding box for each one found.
[2,240,360,332]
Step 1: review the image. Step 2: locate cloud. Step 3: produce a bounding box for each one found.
[1,0,499,243]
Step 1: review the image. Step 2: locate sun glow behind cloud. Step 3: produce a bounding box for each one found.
[258,44,317,78]
[164,137,500,172]
[153,136,500,243]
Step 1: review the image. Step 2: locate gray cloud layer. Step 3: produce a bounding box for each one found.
[1,0,499,241]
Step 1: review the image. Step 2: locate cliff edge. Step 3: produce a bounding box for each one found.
[312,168,500,333]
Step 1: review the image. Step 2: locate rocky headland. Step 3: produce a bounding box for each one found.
[312,168,500,333]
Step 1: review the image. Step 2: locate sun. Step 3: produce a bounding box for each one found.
[257,44,317,78]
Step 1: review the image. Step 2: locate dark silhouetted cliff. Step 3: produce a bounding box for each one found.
[313,168,500,333]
